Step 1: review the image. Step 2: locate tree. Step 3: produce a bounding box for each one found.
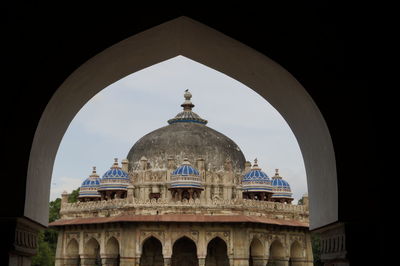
[32,187,80,265]
[311,233,323,266]
[68,188,80,203]
[32,230,54,266]
[49,198,61,223]
[297,197,304,205]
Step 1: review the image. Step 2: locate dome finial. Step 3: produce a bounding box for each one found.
[252,158,261,170]
[92,166,96,173]
[112,158,119,168]
[167,89,208,125]
[181,89,194,111]
[273,168,282,179]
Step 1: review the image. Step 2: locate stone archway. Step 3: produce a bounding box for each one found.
[268,240,287,266]
[83,238,102,266]
[171,237,198,266]
[140,236,164,266]
[26,16,337,232]
[249,238,266,266]
[65,238,80,265]
[104,237,120,266]
[289,241,305,266]
[205,237,229,266]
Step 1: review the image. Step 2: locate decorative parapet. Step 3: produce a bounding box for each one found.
[60,197,308,222]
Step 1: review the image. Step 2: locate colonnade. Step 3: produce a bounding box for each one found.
[56,225,313,266]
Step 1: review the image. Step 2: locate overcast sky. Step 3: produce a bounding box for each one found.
[51,56,307,203]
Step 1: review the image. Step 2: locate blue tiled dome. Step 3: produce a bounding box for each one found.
[241,159,273,192]
[102,168,129,178]
[99,159,130,191]
[271,169,293,199]
[271,178,291,190]
[170,158,203,189]
[79,167,101,198]
[172,164,200,176]
[243,169,269,181]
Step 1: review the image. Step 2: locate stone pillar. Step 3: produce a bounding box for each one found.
[80,256,97,265]
[198,257,206,266]
[120,225,136,266]
[61,190,69,206]
[304,232,314,266]
[252,256,268,266]
[54,228,64,266]
[6,217,43,266]
[127,184,135,203]
[205,185,211,203]
[101,255,119,266]
[121,159,129,172]
[269,258,289,266]
[232,226,249,266]
[164,257,171,266]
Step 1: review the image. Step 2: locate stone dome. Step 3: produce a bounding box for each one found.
[127,90,246,172]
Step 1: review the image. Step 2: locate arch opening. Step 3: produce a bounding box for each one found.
[105,237,120,266]
[268,240,286,266]
[65,238,80,265]
[26,16,337,233]
[289,241,305,266]
[140,236,164,266]
[249,238,265,266]
[171,237,198,266]
[205,237,229,266]
[83,238,101,265]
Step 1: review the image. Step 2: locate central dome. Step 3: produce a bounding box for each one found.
[127,90,246,172]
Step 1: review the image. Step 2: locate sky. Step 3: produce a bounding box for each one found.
[51,56,308,203]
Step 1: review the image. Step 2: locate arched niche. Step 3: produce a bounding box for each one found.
[65,238,80,266]
[268,240,286,265]
[205,237,229,266]
[289,241,305,266]
[83,237,101,265]
[249,238,266,266]
[140,236,164,266]
[26,16,337,230]
[171,236,198,266]
[104,236,120,265]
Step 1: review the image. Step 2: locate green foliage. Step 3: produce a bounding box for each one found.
[32,187,80,266]
[297,197,304,205]
[31,230,54,266]
[68,188,80,203]
[311,233,323,266]
[49,198,61,223]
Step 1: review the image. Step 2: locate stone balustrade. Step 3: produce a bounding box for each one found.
[60,197,308,221]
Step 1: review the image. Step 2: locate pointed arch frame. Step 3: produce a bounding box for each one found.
[26,16,337,230]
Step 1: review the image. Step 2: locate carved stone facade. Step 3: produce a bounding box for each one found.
[51,91,313,265]
[54,223,313,266]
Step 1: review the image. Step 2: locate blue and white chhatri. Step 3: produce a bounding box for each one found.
[98,158,130,192]
[271,169,293,202]
[170,158,203,189]
[78,167,101,199]
[241,159,273,193]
